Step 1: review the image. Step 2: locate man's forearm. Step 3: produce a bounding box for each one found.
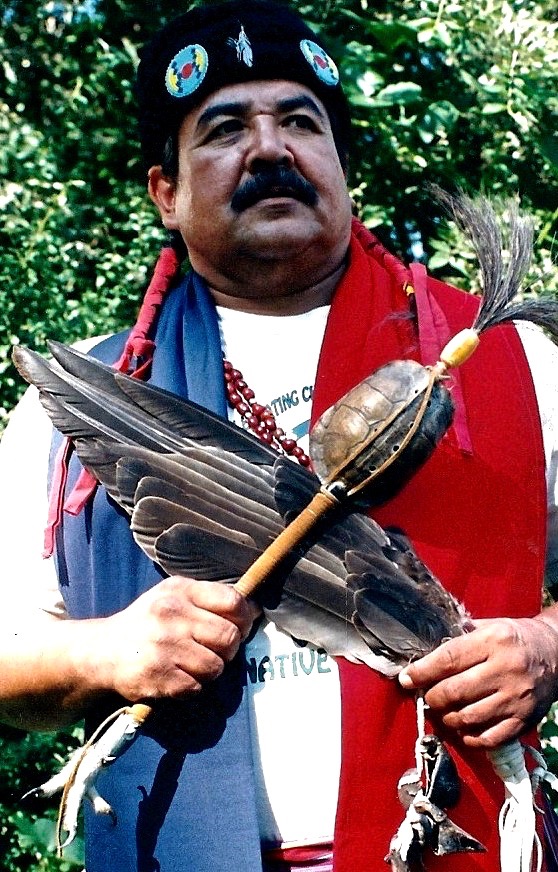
[0,615,113,731]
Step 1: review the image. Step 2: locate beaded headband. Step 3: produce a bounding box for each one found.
[164,34,339,100]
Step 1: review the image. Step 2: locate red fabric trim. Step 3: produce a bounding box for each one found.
[63,468,99,516]
[410,261,473,453]
[114,246,180,375]
[264,843,333,862]
[311,222,547,871]
[43,438,72,558]
[350,217,412,294]
[263,843,334,871]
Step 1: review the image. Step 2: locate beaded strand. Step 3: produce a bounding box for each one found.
[223,359,311,467]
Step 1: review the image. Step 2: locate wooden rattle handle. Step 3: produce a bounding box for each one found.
[234,489,337,598]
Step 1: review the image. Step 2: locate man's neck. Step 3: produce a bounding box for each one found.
[208,258,347,316]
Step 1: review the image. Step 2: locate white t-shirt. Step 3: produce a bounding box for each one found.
[218,305,341,847]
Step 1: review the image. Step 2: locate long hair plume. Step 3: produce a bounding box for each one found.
[432,187,558,342]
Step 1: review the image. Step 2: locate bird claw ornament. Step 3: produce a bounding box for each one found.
[23,704,151,854]
[387,704,486,871]
[11,191,558,866]
[387,793,487,872]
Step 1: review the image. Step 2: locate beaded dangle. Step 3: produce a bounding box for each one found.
[224,360,311,467]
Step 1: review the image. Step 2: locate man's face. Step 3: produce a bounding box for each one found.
[150,79,352,295]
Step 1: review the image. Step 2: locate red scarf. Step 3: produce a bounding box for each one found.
[312,220,547,871]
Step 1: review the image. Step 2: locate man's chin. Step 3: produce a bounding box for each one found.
[237,214,322,258]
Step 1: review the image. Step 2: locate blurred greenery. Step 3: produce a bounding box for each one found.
[1,0,557,868]
[1,0,557,423]
[0,724,84,870]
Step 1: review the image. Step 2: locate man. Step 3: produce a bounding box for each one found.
[0,1,557,870]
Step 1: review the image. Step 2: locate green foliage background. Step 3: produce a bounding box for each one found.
[0,0,557,868]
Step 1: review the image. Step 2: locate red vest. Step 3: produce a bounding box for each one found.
[312,220,547,871]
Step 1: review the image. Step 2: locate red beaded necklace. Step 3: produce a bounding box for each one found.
[223,359,311,467]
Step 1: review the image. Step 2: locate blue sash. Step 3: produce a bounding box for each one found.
[53,273,263,872]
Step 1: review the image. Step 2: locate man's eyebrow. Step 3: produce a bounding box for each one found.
[276,95,326,119]
[196,101,250,129]
[195,94,326,130]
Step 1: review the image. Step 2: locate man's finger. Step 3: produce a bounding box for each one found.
[399,634,486,689]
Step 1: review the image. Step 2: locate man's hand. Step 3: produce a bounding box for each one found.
[399,614,558,749]
[0,577,259,731]
[97,577,258,702]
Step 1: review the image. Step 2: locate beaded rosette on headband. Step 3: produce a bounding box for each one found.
[135,0,351,171]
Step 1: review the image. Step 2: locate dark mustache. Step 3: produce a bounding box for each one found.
[231,167,318,212]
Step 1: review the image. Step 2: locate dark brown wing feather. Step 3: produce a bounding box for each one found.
[12,340,470,675]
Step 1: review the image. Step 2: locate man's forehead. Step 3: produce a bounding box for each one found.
[191,80,328,124]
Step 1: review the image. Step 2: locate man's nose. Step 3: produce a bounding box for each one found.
[245,119,294,173]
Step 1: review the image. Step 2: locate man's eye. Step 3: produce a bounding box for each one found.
[284,114,318,131]
[207,119,244,140]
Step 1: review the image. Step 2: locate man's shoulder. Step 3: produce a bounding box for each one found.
[77,330,130,365]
